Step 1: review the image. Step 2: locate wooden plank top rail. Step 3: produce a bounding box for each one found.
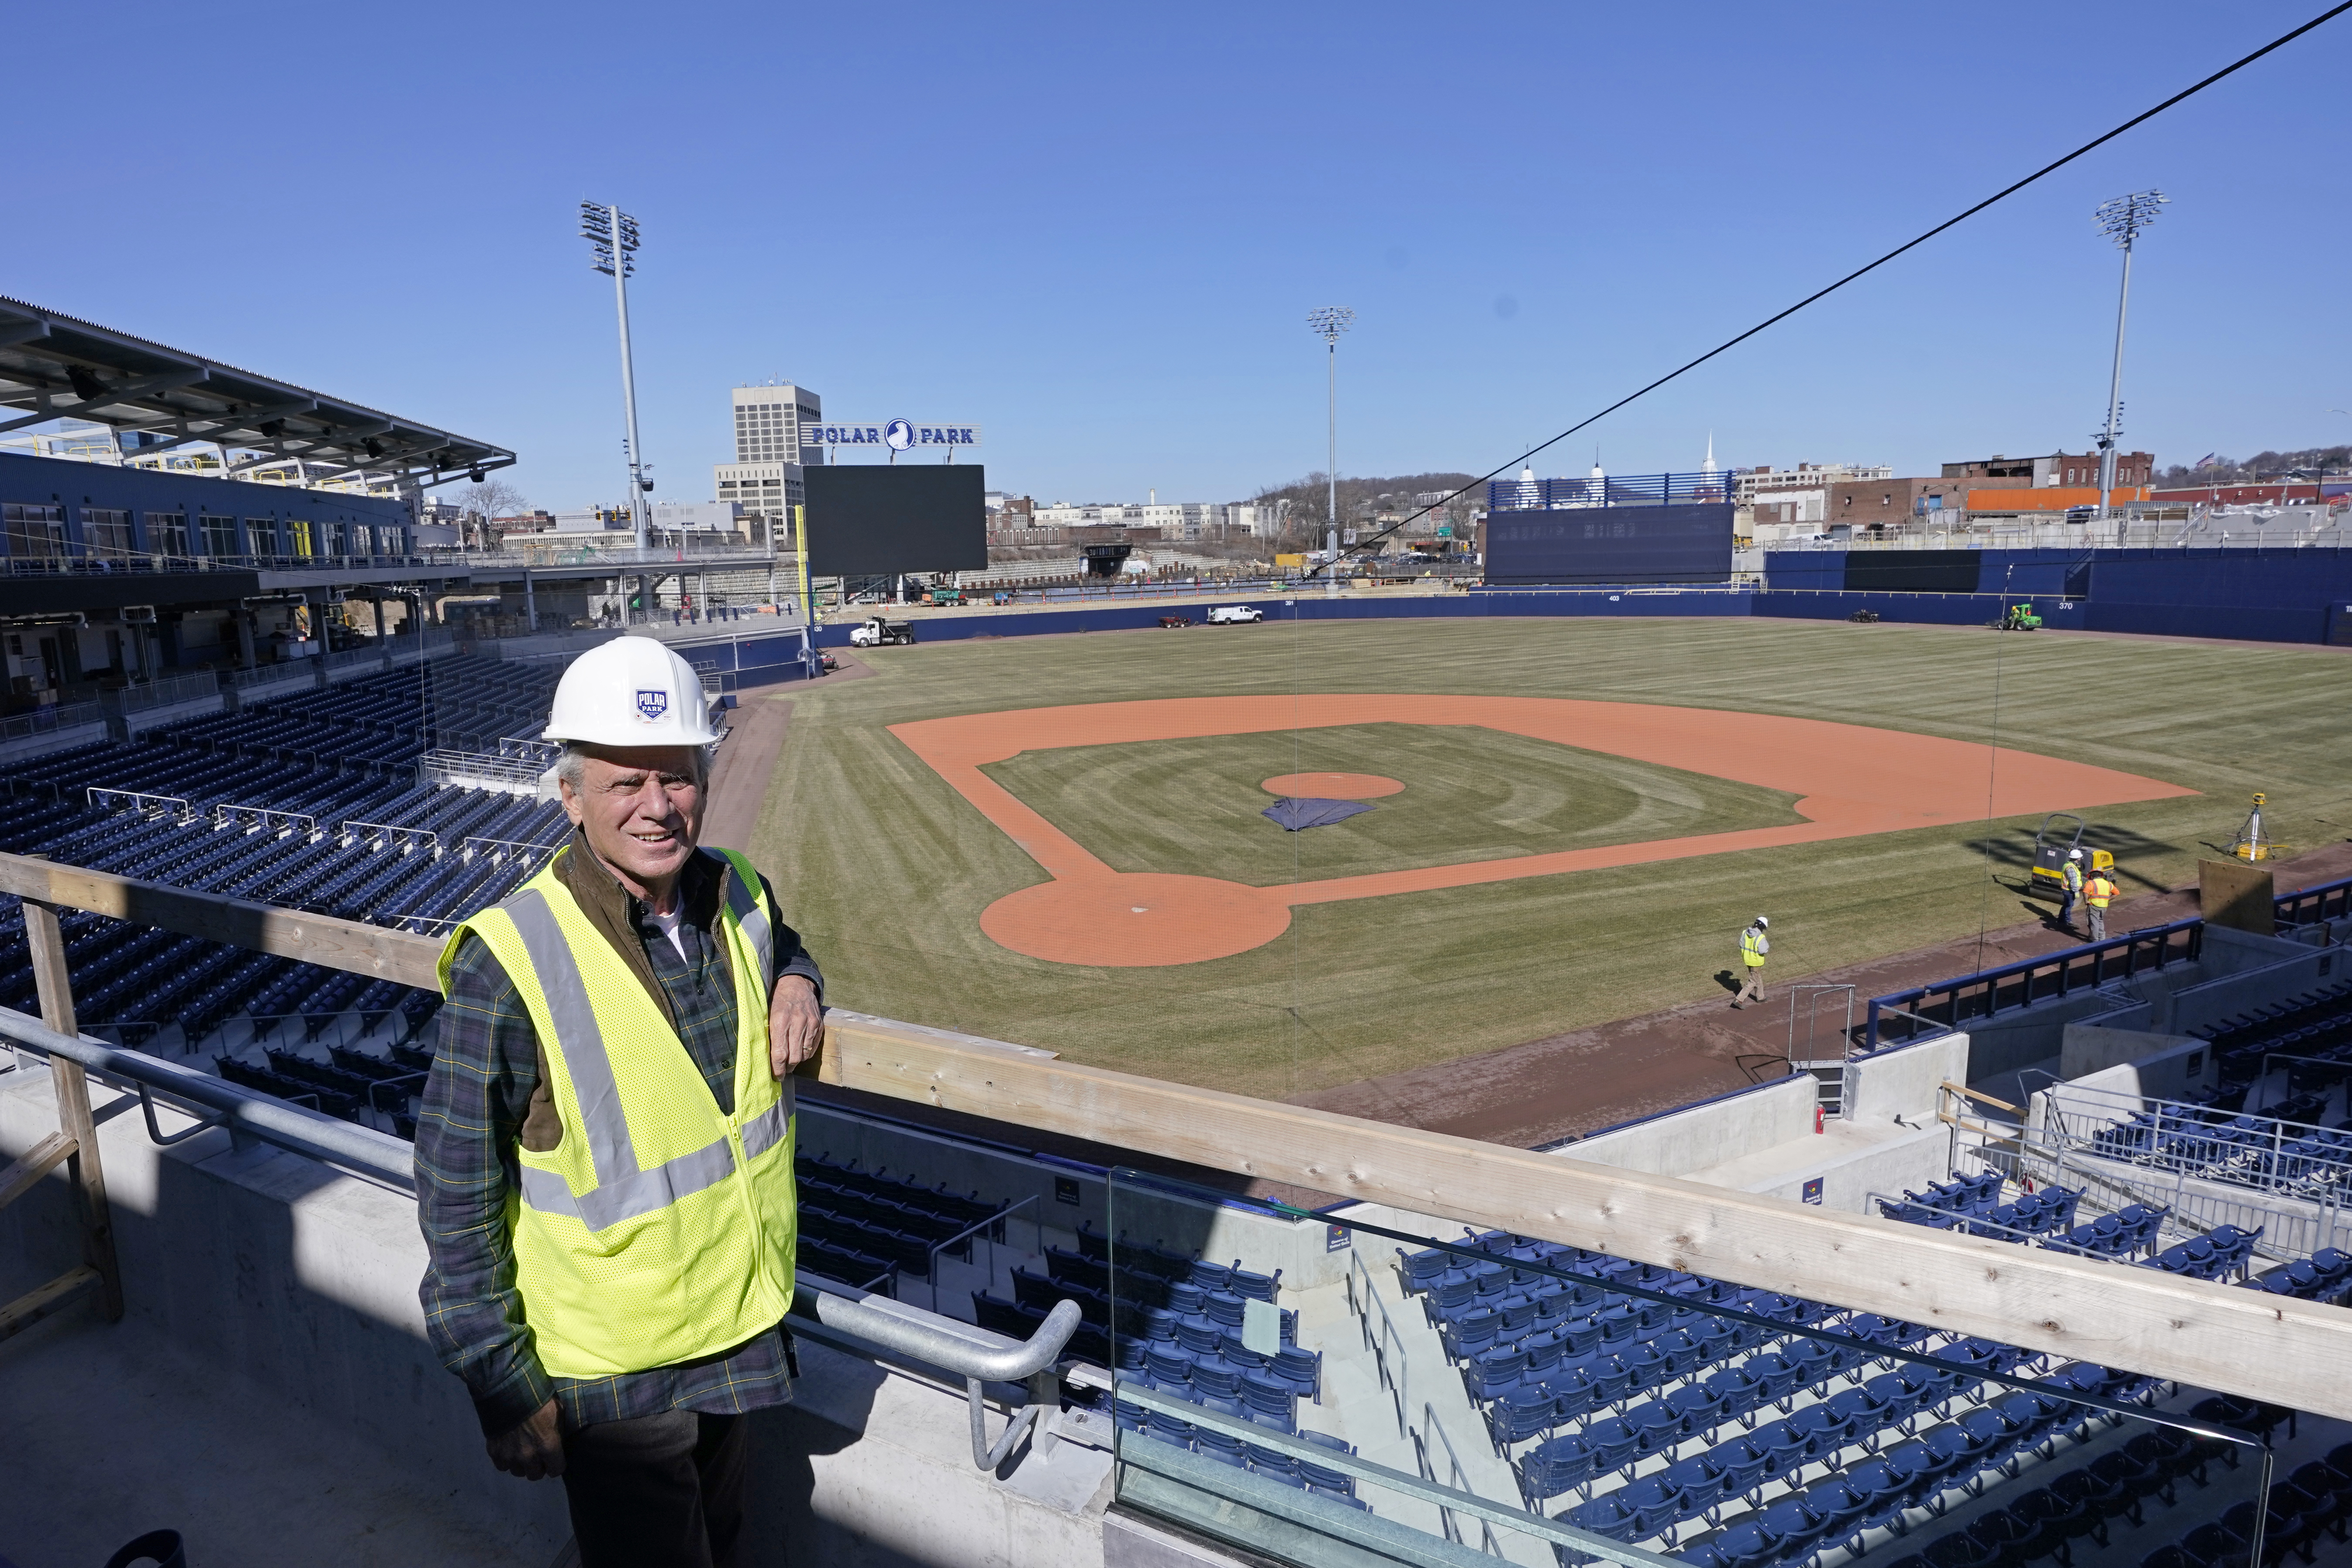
[7,848,2349,1417]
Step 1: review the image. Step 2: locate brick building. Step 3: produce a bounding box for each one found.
[1827,476,1973,528]
[1942,450,2154,489]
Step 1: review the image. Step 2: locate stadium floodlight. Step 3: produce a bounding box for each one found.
[581,200,650,558]
[2091,189,2167,519]
[1307,307,1355,593]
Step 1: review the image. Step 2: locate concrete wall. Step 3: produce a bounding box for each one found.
[1557,1075,1817,1176]
[2161,930,2348,1035]
[1734,1124,1953,1215]
[0,1068,573,1562]
[1844,1034,1970,1127]
[2059,1027,2217,1099]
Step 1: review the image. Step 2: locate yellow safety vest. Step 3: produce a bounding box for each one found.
[439,848,795,1379]
[1740,927,1768,967]
[2085,877,2117,910]
[2062,861,2083,893]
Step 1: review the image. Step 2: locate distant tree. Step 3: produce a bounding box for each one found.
[1249,471,1479,550]
[2157,445,2352,487]
[456,478,530,547]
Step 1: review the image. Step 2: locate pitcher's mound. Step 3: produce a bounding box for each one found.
[981,873,1292,967]
[1260,772,1404,800]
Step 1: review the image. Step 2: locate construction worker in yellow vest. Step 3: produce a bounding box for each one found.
[2084,867,2120,942]
[2058,849,2085,934]
[416,637,824,1568]
[1734,915,1770,1006]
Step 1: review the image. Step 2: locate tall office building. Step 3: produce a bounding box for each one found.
[715,383,821,538]
[731,383,823,464]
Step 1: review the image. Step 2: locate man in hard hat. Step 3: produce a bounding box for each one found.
[1733,915,1770,1007]
[2083,864,2119,942]
[415,636,824,1568]
[2058,848,2085,934]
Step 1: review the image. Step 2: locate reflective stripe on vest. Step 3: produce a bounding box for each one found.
[2086,879,2117,908]
[502,886,769,1230]
[1741,929,1766,965]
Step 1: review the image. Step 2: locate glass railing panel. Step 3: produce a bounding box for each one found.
[1099,1167,2279,1568]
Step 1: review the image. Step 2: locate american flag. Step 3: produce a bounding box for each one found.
[2193,453,2218,469]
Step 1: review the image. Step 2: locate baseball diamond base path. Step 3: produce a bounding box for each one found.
[887,694,2197,968]
[1294,838,2352,1149]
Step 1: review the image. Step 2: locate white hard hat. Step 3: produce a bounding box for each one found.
[542,637,718,747]
[2068,849,2083,860]
[1754,915,1769,928]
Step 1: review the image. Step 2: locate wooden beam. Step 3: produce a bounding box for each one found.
[0,851,441,988]
[824,1013,2352,1420]
[23,885,124,1322]
[0,1266,102,1342]
[6,846,2349,1414]
[0,1131,76,1213]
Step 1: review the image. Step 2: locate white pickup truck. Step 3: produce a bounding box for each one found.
[1206,605,1263,625]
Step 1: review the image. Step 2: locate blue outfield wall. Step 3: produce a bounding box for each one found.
[1762,547,2352,645]
[771,554,2352,660]
[810,589,1758,650]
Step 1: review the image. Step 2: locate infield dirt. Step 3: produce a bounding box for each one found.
[743,616,2352,1106]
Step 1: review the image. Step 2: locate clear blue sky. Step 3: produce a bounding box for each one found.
[12,0,2350,509]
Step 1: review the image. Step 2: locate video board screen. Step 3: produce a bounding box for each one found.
[1483,502,1734,585]
[802,466,987,579]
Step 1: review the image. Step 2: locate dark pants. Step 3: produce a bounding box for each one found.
[561,1410,748,1568]
[2057,888,2076,928]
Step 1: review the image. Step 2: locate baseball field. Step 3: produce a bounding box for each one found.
[743,616,2352,1104]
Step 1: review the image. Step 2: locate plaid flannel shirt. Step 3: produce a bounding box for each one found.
[415,837,823,1436]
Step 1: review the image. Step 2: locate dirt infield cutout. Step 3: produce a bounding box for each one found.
[888,695,2197,968]
[1259,772,1405,799]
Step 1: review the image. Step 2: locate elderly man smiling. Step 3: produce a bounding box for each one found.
[417,636,824,1568]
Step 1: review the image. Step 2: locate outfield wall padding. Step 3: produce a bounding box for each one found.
[797,553,2352,655]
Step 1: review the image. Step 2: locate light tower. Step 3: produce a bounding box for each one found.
[1308,306,1354,593]
[2092,189,2167,519]
[580,201,650,555]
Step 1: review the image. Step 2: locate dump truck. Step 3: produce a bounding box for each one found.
[848,618,915,648]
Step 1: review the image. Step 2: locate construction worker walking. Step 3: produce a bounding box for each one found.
[2084,866,2119,942]
[1734,915,1770,1006]
[416,637,825,1568]
[2058,848,2085,933]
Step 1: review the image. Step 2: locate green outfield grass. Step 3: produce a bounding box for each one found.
[747,618,2352,1102]
[980,723,1804,884]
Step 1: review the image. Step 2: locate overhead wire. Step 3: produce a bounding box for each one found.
[1303,0,2352,576]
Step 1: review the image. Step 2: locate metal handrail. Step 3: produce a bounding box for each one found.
[919,1193,1037,1314]
[1867,918,2204,1049]
[1115,1381,1682,1568]
[0,701,103,741]
[1420,1402,1504,1555]
[1346,1246,1409,1436]
[0,999,1081,1470]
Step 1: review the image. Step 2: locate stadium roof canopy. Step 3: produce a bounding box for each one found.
[0,294,514,489]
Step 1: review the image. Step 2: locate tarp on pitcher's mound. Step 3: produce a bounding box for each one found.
[1262,797,1374,832]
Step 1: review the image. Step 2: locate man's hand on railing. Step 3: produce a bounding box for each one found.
[771,974,823,1077]
[487,1398,566,1481]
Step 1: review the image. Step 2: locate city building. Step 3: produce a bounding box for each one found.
[715,384,820,544]
[1736,463,1891,525]
[731,383,823,466]
[1942,451,2154,488]
[1828,476,1973,527]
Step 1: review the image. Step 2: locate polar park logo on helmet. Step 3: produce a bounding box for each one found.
[635,688,670,722]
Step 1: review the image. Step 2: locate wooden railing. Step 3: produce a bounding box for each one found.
[5,848,2352,1417]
